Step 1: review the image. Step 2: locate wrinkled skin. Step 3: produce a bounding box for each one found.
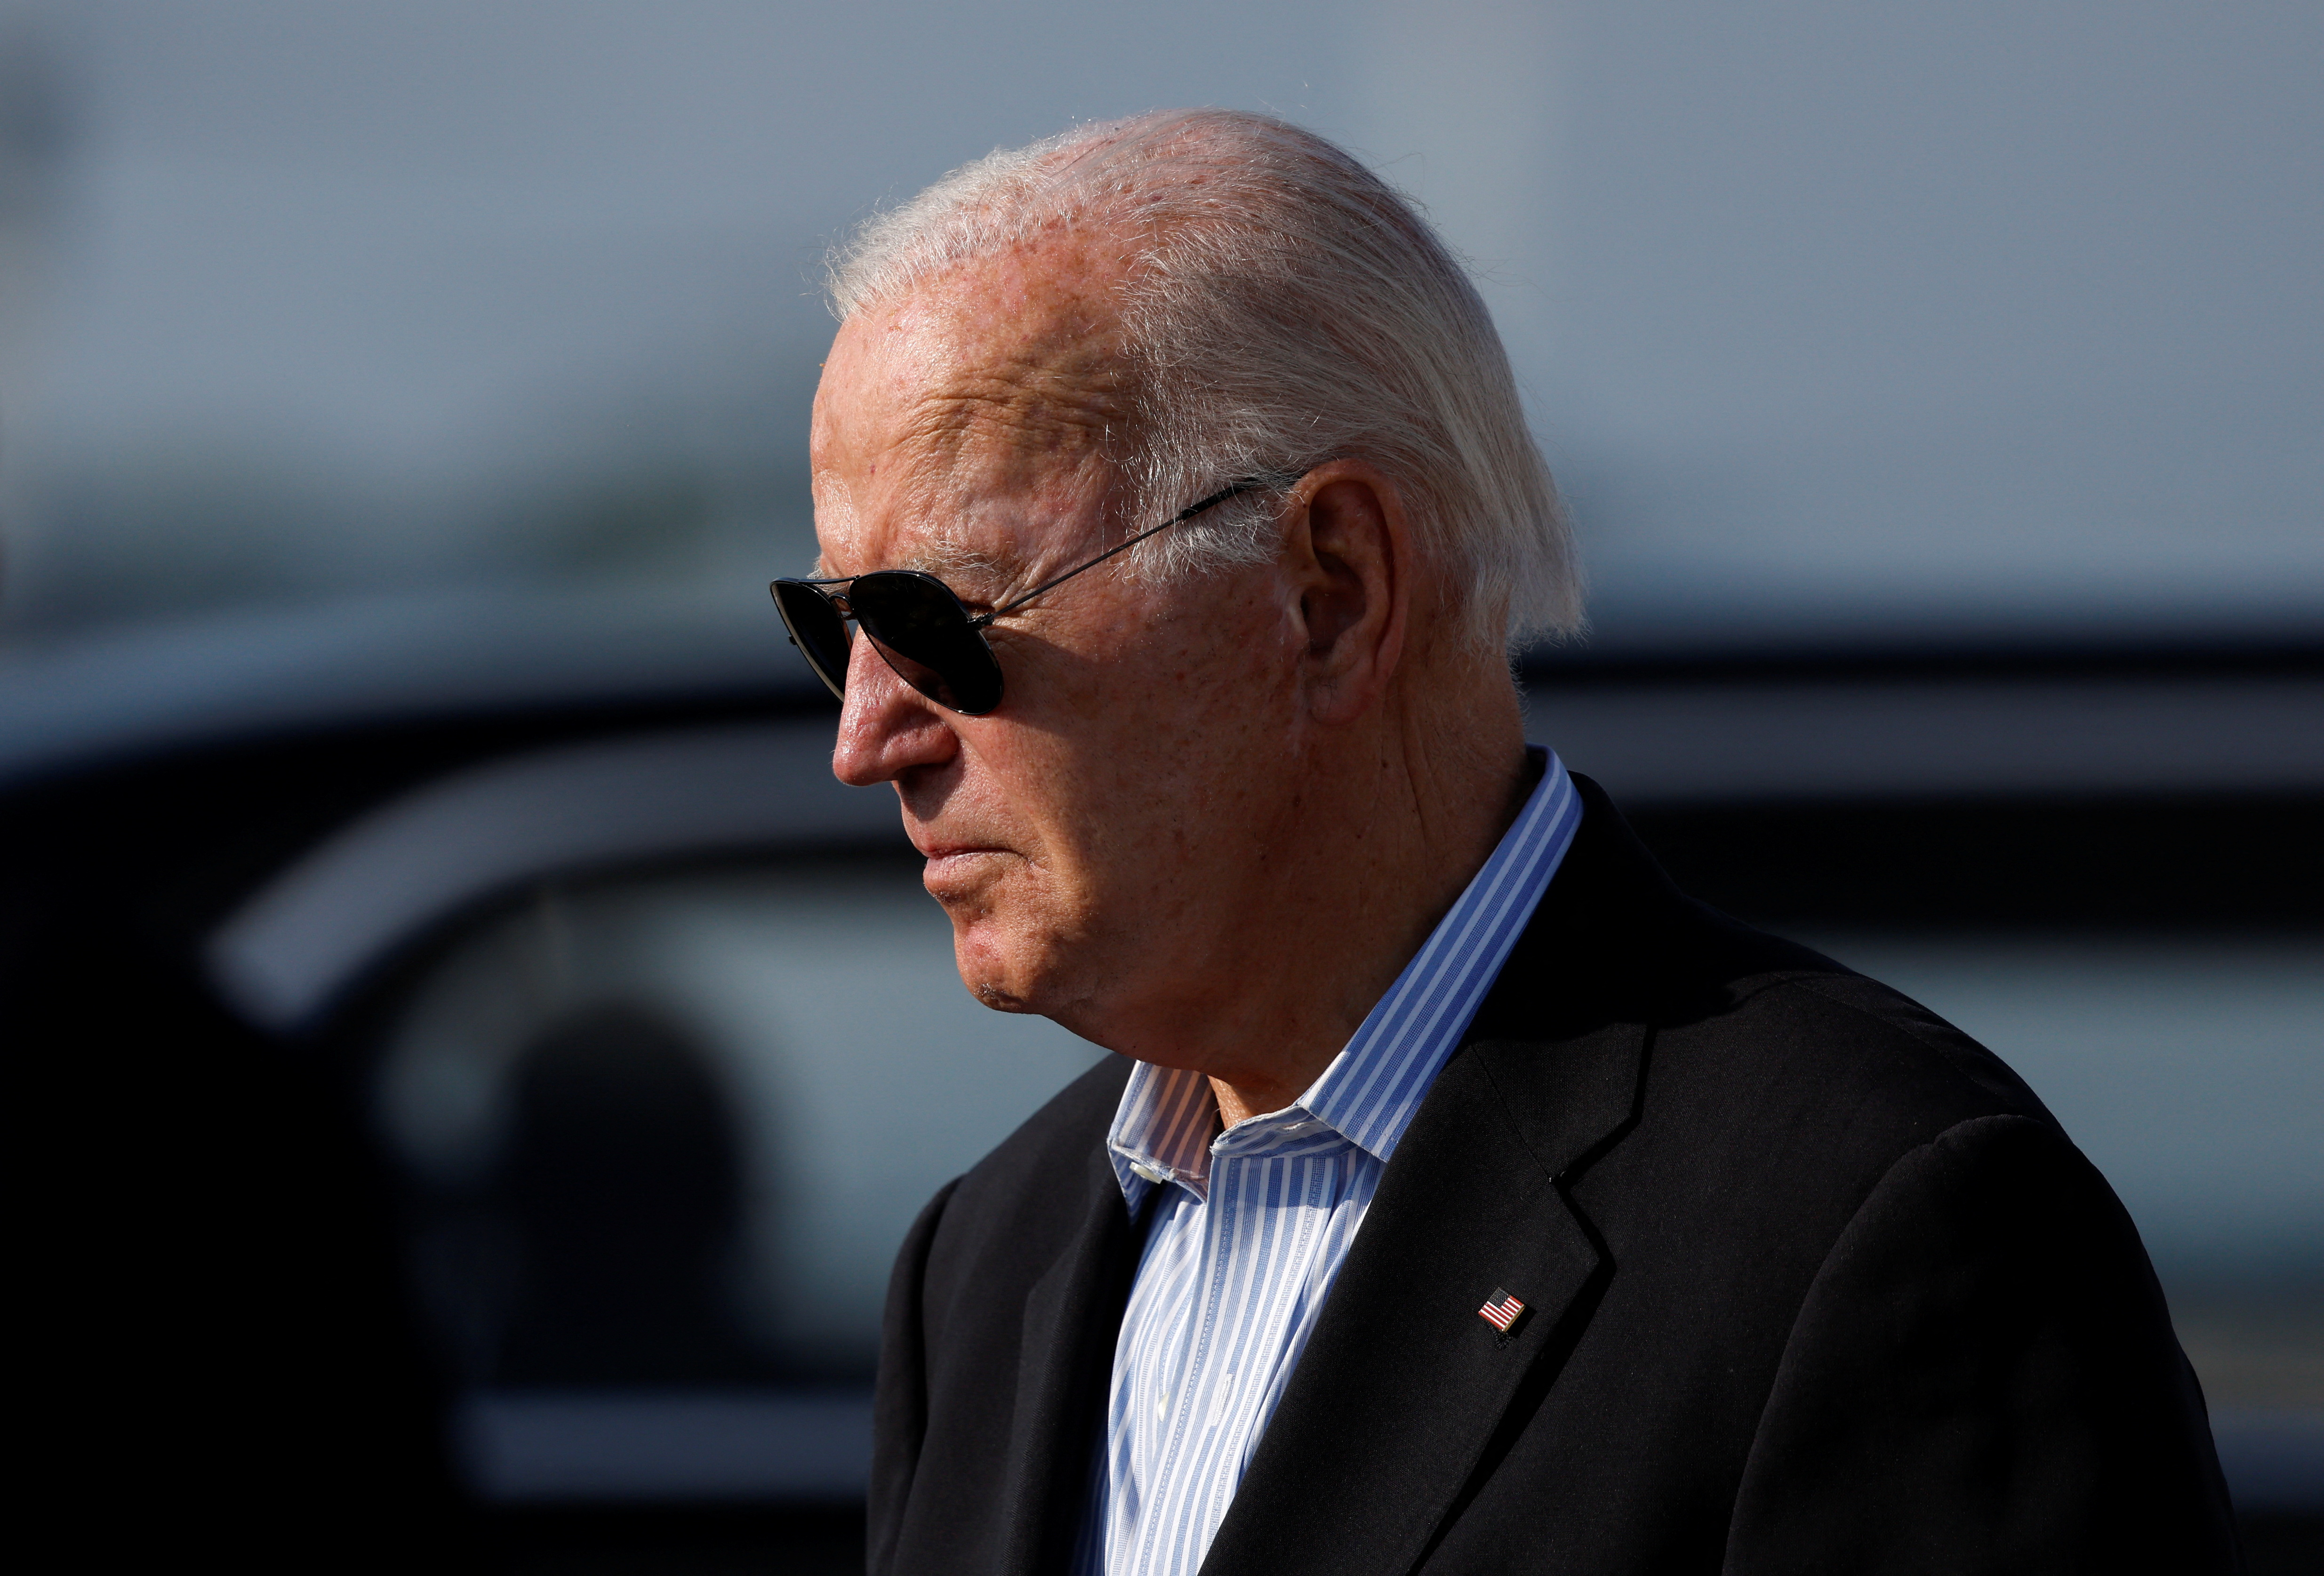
[810,237,1531,1122]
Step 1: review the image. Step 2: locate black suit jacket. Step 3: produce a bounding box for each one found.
[870,778,2241,1575]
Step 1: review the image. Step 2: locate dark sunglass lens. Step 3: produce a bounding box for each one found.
[770,581,854,700]
[849,572,1006,716]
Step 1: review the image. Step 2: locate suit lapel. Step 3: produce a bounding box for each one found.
[1197,778,1691,1576]
[1198,1017,1648,1576]
[1048,777,1758,1576]
[998,1144,1147,1576]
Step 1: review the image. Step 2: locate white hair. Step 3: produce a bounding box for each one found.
[828,109,1582,649]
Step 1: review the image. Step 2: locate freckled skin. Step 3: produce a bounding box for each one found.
[812,237,1531,1124]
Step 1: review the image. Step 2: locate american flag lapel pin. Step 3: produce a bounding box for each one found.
[1477,1287,1531,1337]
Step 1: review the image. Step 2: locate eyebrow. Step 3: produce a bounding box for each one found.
[811,533,1031,595]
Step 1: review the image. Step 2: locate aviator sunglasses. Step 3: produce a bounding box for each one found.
[770,480,1264,715]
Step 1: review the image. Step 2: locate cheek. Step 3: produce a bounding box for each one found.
[947,577,1298,918]
[1052,620,1299,891]
[1135,600,1302,777]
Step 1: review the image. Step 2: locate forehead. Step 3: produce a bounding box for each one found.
[811,243,1132,573]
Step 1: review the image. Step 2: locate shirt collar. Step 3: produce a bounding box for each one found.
[1105,747,1583,1209]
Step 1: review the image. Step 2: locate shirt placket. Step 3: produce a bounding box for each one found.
[1171,1151,1250,1559]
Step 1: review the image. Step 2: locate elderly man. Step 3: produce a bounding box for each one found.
[773,111,2236,1576]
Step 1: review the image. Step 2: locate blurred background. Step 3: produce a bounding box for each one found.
[1,2,2316,1571]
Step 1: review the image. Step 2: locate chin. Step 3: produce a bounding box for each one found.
[945,914,1032,1013]
[946,911,1074,1019]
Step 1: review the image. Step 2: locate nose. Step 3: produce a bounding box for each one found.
[830,631,960,787]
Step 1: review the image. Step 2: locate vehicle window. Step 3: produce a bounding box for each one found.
[367,854,1104,1494]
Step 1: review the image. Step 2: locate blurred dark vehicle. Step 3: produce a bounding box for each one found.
[5,590,2319,1572]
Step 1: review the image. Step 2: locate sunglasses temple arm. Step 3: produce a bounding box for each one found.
[974,481,1266,626]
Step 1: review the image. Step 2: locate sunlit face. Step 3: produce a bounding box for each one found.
[808,247,1309,1038]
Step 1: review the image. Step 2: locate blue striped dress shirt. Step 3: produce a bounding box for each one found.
[1074,748,1583,1576]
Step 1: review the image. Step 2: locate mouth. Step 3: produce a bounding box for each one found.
[913,840,1017,884]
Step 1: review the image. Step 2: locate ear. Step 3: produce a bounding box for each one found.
[1281,461,1410,726]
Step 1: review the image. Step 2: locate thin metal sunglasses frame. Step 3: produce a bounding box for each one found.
[770,478,1267,711]
[783,479,1265,627]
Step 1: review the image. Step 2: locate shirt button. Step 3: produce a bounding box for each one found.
[1130,1160,1170,1185]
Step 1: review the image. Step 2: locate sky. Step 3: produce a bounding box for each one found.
[1,0,2318,642]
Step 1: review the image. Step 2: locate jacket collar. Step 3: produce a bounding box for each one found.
[1195,775,1805,1576]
